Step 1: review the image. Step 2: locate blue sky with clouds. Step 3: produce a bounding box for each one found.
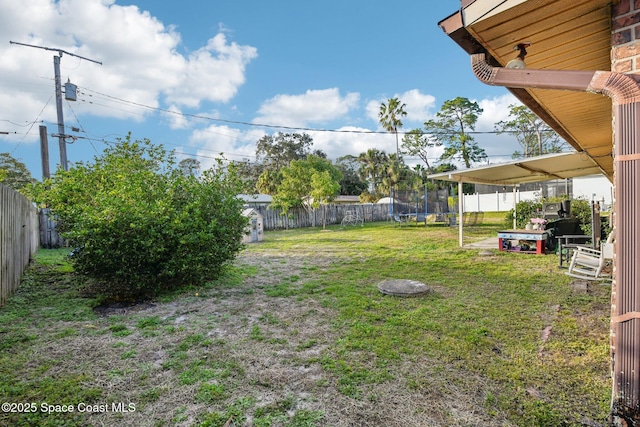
[0,0,522,180]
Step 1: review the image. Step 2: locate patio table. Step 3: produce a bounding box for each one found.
[498,229,547,255]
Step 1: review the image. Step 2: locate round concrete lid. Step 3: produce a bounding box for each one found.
[377,279,431,297]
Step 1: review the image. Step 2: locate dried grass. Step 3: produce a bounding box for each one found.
[7,248,560,426]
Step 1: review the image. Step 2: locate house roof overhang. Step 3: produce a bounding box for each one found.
[427,151,603,185]
[438,0,616,179]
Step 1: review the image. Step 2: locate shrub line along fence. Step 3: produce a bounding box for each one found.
[0,185,39,307]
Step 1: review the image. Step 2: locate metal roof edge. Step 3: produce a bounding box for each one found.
[427,151,600,184]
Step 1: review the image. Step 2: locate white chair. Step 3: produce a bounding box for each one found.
[565,231,614,281]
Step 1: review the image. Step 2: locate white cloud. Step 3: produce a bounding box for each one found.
[164,33,257,108]
[187,124,263,170]
[399,89,437,123]
[0,0,257,134]
[162,105,189,130]
[471,93,522,162]
[364,100,380,125]
[254,88,359,128]
[309,126,392,161]
[476,93,520,131]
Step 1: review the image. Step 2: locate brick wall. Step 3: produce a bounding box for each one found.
[611,0,640,72]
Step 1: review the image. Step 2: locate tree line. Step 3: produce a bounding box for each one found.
[217,96,569,211]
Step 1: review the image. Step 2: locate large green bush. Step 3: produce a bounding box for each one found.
[505,196,596,235]
[33,136,247,300]
[568,198,590,233]
[505,199,542,229]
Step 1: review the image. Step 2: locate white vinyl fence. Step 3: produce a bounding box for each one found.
[462,190,539,212]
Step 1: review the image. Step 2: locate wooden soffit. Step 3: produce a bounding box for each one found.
[439,0,615,179]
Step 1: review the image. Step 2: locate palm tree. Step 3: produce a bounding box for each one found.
[412,164,428,182]
[379,97,407,162]
[383,153,404,190]
[357,148,388,195]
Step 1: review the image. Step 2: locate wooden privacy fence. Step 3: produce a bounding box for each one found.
[39,208,65,249]
[0,185,39,307]
[250,203,394,230]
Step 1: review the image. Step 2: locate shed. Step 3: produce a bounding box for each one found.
[242,208,264,244]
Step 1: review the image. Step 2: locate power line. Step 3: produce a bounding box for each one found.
[9,41,102,171]
[10,95,53,156]
[78,87,439,135]
[79,85,562,137]
[4,77,559,139]
[64,100,99,154]
[1,119,41,127]
[80,86,387,134]
[33,127,257,164]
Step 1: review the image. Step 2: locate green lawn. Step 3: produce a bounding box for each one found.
[0,215,611,426]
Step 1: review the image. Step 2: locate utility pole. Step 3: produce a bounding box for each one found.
[39,125,50,180]
[9,41,101,171]
[53,54,67,170]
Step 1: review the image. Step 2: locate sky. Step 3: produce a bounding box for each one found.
[0,0,524,181]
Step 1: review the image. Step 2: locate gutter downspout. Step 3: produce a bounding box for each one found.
[471,53,640,420]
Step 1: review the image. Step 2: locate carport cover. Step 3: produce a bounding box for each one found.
[427,152,606,185]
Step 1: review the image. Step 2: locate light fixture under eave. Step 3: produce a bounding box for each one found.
[505,42,531,69]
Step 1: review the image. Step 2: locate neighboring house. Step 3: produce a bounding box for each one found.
[332,195,360,205]
[437,0,639,420]
[237,194,272,208]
